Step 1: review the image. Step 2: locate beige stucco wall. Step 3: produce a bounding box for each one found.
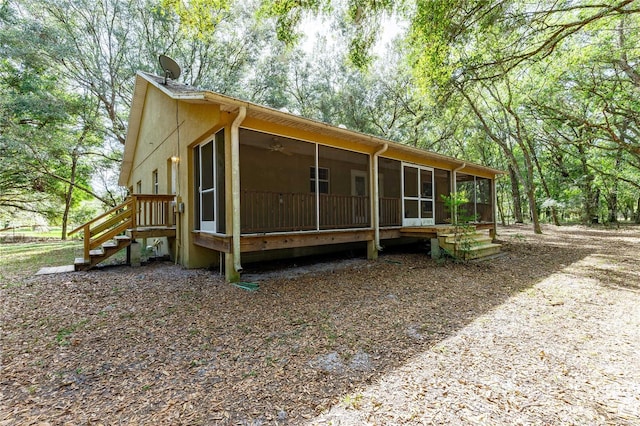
[126,85,222,269]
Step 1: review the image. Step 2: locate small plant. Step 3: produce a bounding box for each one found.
[189,359,204,368]
[242,370,258,379]
[342,393,363,409]
[441,192,478,261]
[511,233,525,241]
[55,319,88,345]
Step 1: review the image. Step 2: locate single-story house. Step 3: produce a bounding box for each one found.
[73,71,503,281]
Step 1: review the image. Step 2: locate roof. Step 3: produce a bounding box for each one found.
[119,71,503,186]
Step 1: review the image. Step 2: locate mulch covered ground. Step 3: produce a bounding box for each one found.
[1,224,639,425]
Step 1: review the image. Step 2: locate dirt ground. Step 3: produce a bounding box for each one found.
[1,224,639,425]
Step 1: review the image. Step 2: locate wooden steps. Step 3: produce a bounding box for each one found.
[75,235,132,271]
[437,229,501,260]
[68,195,177,272]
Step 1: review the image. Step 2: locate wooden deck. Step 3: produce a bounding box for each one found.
[194,228,375,253]
[193,223,497,254]
[192,222,500,266]
[400,223,495,238]
[400,225,459,238]
[129,226,177,240]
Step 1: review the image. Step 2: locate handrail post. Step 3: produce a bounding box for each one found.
[130,196,137,229]
[83,224,90,261]
[166,199,173,226]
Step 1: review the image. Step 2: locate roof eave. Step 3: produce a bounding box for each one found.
[118,73,150,186]
[123,72,504,183]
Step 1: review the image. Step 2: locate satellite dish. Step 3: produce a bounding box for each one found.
[159,54,181,84]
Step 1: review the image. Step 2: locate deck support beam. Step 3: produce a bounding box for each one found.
[491,177,498,241]
[224,252,239,282]
[130,241,142,267]
[430,238,441,259]
[367,240,378,260]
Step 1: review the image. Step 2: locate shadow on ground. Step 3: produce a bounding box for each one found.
[2,224,630,424]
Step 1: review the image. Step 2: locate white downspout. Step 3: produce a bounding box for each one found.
[452,163,466,225]
[373,143,388,250]
[231,106,246,274]
[492,174,499,240]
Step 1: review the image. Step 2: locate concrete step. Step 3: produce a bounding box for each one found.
[74,257,89,271]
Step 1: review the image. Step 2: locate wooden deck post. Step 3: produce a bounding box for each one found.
[491,177,498,241]
[224,252,240,282]
[129,241,141,267]
[367,240,378,260]
[430,238,441,259]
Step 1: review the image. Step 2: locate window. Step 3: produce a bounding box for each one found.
[136,180,142,194]
[152,170,159,194]
[310,167,329,194]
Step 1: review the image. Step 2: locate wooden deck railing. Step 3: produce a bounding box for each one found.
[241,190,317,233]
[380,197,401,227]
[240,191,482,234]
[242,190,401,233]
[319,193,370,229]
[435,201,449,224]
[69,194,175,261]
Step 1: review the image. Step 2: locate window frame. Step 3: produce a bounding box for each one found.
[310,166,330,194]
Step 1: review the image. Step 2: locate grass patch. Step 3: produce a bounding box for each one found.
[0,240,81,284]
[0,226,76,241]
[55,319,88,346]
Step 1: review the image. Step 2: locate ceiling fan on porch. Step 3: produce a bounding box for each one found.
[268,138,293,156]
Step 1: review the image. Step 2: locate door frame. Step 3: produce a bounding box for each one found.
[197,137,217,233]
[401,162,435,227]
[351,169,368,224]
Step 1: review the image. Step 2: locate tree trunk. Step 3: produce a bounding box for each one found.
[497,192,507,225]
[636,196,640,224]
[607,192,618,223]
[61,153,78,240]
[577,144,597,224]
[607,153,622,223]
[523,160,542,234]
[529,143,560,226]
[457,83,540,232]
[508,165,524,223]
